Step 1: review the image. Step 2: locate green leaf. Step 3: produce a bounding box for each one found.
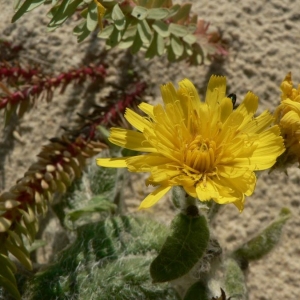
[130,32,143,54]
[166,4,180,18]
[147,8,169,20]
[168,23,188,37]
[106,26,122,48]
[0,275,20,300]
[13,0,23,10]
[152,0,167,8]
[183,281,209,300]
[152,20,169,38]
[12,0,46,23]
[137,20,152,44]
[48,0,82,29]
[97,24,114,38]
[86,1,98,31]
[171,3,192,23]
[66,197,116,224]
[112,3,124,20]
[73,20,90,42]
[183,34,197,45]
[233,208,291,262]
[224,258,247,299]
[171,35,184,57]
[150,213,210,283]
[131,6,148,20]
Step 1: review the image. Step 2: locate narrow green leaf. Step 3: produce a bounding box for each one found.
[137,20,152,44]
[183,281,209,300]
[86,1,98,31]
[131,6,148,20]
[0,275,21,300]
[12,0,46,23]
[150,213,210,283]
[112,3,124,20]
[130,30,143,54]
[48,0,82,28]
[13,0,23,10]
[97,24,114,38]
[233,208,291,262]
[172,3,192,23]
[168,23,188,37]
[152,20,169,38]
[147,8,169,20]
[171,35,184,56]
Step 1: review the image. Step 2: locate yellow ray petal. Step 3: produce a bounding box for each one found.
[196,179,219,201]
[235,92,258,128]
[97,157,127,168]
[124,108,151,132]
[109,128,156,152]
[138,185,172,209]
[138,102,155,118]
[205,75,226,110]
[160,82,178,106]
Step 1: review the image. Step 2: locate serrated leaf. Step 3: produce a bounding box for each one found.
[12,0,46,23]
[233,208,291,262]
[87,1,98,31]
[150,213,210,282]
[131,6,148,20]
[98,24,114,38]
[172,3,192,23]
[169,23,188,37]
[137,20,152,44]
[171,35,184,56]
[183,33,197,45]
[147,8,169,20]
[130,32,143,54]
[48,0,82,29]
[152,20,169,38]
[183,281,209,300]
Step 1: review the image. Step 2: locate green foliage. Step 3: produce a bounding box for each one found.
[183,281,209,300]
[232,208,291,262]
[223,258,247,299]
[22,216,179,300]
[11,0,227,64]
[150,212,210,283]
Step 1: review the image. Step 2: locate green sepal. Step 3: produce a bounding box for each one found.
[150,213,210,283]
[232,208,291,262]
[12,0,46,23]
[183,281,209,300]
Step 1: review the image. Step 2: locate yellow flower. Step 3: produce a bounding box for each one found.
[97,76,284,211]
[274,72,300,167]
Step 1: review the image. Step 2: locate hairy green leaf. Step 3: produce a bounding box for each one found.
[12,0,46,23]
[150,213,210,283]
[233,208,291,262]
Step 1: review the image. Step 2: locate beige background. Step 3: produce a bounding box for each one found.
[1,0,300,299]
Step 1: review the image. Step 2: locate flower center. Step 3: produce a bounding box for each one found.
[185,136,217,174]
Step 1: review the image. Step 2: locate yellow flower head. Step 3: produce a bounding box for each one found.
[274,72,300,167]
[97,76,284,211]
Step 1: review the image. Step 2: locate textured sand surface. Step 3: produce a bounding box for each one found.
[1,0,300,299]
